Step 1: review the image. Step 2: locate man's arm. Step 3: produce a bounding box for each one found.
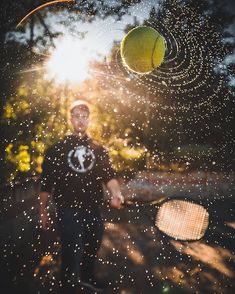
[39,191,51,230]
[106,178,124,209]
[39,146,55,230]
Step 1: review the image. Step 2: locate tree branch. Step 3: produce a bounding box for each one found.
[37,11,55,47]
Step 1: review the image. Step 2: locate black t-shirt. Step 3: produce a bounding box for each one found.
[40,135,116,210]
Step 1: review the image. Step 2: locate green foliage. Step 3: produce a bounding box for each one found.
[3,76,69,181]
[173,144,218,171]
[109,139,146,173]
[1,0,234,183]
[89,99,147,173]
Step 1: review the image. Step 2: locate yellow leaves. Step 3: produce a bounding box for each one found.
[17,85,28,97]
[109,139,146,172]
[30,141,46,173]
[6,144,15,165]
[110,149,119,156]
[119,147,145,160]
[3,102,16,119]
[5,143,13,155]
[5,144,31,172]
[35,155,44,173]
[3,97,30,120]
[15,145,31,172]
[31,140,45,153]
[6,86,30,119]
[19,100,30,112]
[5,140,47,178]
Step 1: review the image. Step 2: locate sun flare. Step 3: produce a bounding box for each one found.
[46,36,97,84]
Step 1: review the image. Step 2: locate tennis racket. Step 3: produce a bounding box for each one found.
[123,196,209,241]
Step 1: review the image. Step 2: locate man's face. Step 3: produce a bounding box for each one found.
[70,107,90,135]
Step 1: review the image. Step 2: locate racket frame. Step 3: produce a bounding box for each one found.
[123,195,210,241]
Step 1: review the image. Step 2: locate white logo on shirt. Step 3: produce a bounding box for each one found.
[67,146,95,173]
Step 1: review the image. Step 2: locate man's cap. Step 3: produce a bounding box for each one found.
[70,100,90,114]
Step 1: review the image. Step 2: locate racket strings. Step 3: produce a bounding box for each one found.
[155,200,209,240]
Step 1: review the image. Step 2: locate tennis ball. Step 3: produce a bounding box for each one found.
[121,26,166,74]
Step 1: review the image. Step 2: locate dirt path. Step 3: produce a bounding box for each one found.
[1,202,234,294]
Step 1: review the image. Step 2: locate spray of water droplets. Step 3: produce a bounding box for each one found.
[99,2,227,113]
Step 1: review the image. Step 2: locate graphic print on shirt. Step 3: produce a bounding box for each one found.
[67,145,95,173]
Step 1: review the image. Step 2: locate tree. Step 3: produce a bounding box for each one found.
[1,0,235,183]
[0,0,141,184]
[90,0,235,171]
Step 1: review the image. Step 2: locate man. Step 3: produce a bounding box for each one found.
[39,100,123,293]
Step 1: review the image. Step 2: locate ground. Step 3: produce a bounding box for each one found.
[0,199,234,294]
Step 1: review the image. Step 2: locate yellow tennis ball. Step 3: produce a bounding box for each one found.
[121,26,166,74]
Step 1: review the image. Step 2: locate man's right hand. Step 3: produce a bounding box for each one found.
[110,194,124,209]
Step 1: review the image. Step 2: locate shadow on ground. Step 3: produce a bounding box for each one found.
[0,200,234,294]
